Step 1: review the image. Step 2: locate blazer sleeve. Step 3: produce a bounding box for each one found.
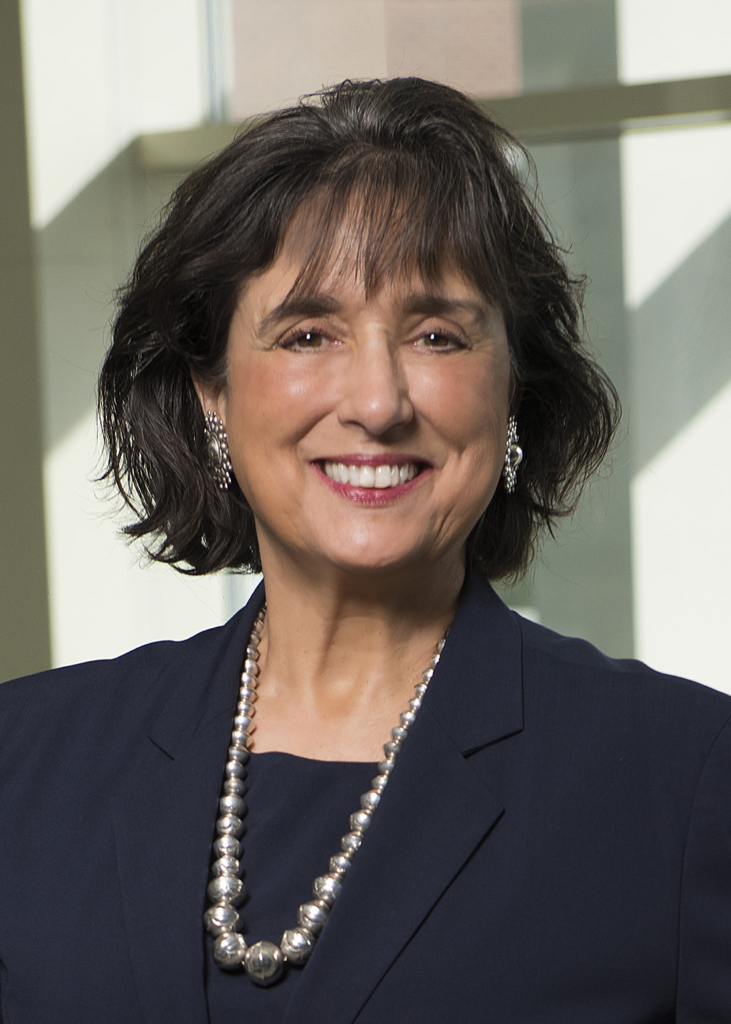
[677,713,731,1020]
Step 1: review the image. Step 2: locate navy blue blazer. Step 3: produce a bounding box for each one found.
[1,572,731,1023]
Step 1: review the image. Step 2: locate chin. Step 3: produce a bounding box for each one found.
[313,535,450,578]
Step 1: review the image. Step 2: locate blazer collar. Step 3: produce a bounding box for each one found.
[280,571,524,1024]
[110,585,264,1024]
[423,569,524,754]
[147,571,522,760]
[111,571,524,1024]
[147,581,265,760]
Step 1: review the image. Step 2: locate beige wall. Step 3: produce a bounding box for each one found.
[229,0,521,118]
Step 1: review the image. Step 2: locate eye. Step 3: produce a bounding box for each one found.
[280,329,333,352]
[415,330,466,352]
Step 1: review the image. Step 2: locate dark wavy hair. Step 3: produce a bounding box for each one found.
[99,76,620,581]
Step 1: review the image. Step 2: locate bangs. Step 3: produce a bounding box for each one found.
[274,147,511,308]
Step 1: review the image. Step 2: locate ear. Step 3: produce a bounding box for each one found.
[192,374,228,426]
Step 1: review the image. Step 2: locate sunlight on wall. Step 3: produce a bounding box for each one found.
[631,379,731,694]
[617,0,731,85]
[44,412,231,667]
[620,124,731,309]
[21,0,206,228]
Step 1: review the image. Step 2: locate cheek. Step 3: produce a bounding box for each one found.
[222,357,331,509]
[418,360,509,453]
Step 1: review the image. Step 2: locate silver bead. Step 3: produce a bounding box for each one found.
[212,855,240,877]
[204,903,239,935]
[329,853,352,874]
[224,776,247,797]
[408,698,422,712]
[243,659,260,676]
[244,941,284,986]
[240,687,257,703]
[391,726,408,744]
[437,637,447,652]
[297,900,329,934]
[225,758,247,778]
[219,795,247,818]
[228,745,250,763]
[383,741,400,759]
[400,710,416,727]
[207,874,244,904]
[313,873,342,905]
[370,774,388,792]
[240,672,258,688]
[233,714,253,731]
[360,790,380,811]
[341,830,363,855]
[245,646,259,660]
[214,835,240,858]
[281,927,315,965]
[350,809,372,833]
[230,729,250,748]
[415,682,428,696]
[377,759,395,775]
[216,814,244,838]
[213,931,247,968]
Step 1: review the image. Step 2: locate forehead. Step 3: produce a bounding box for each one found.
[235,196,499,327]
[263,188,500,306]
[237,247,494,333]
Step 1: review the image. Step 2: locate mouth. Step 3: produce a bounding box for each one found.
[315,458,423,489]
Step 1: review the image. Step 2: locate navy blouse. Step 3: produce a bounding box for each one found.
[205,752,377,1023]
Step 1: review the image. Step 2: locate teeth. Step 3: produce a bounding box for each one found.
[323,462,419,488]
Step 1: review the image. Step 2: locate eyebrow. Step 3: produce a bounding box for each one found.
[398,293,490,327]
[257,290,491,334]
[258,294,341,334]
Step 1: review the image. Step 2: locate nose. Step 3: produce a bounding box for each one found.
[336,337,414,437]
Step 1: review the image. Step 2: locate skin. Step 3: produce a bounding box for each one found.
[195,241,512,761]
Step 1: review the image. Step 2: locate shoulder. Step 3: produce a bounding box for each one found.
[514,611,731,757]
[0,612,245,736]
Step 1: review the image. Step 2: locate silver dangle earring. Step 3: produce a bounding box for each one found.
[503,415,522,494]
[204,411,233,490]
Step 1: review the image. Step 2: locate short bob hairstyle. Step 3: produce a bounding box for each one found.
[99,76,620,581]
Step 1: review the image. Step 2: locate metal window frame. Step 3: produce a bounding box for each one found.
[134,74,731,172]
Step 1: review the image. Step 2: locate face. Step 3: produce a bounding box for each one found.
[197,247,512,581]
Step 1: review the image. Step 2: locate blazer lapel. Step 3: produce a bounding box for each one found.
[282,573,524,1024]
[109,588,264,1024]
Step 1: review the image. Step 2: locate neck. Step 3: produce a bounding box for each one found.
[248,549,464,761]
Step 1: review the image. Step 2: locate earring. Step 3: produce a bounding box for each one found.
[203,410,233,490]
[503,415,522,494]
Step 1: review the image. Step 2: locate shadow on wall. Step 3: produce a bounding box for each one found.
[631,213,731,472]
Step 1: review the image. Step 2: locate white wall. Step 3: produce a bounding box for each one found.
[22,0,208,229]
[619,2,731,693]
[631,380,731,693]
[20,0,250,668]
[617,0,731,85]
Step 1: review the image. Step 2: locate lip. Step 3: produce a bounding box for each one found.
[312,456,432,505]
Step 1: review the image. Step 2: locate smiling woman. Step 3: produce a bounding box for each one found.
[1,77,731,1023]
[99,77,617,584]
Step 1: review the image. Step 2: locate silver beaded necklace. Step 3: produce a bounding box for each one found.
[203,605,446,986]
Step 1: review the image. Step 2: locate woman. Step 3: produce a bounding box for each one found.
[1,77,730,1023]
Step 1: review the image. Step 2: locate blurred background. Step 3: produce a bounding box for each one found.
[2,0,730,691]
